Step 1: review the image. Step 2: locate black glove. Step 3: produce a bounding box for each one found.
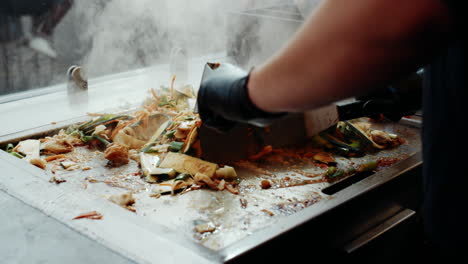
[197,63,286,132]
[356,71,423,122]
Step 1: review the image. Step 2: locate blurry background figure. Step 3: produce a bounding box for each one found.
[0,0,74,58]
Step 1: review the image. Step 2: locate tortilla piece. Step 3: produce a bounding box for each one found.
[159,152,218,177]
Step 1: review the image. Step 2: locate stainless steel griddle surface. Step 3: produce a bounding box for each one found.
[0,114,421,263]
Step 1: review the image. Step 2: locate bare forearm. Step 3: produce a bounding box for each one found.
[248,0,452,113]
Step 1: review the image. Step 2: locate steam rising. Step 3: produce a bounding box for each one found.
[68,1,240,77]
[68,0,293,78]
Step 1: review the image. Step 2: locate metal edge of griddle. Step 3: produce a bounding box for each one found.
[219,151,422,262]
[0,116,89,146]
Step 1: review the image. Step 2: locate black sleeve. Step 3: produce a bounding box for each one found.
[443,0,467,24]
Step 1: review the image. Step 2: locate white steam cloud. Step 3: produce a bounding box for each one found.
[58,0,312,78]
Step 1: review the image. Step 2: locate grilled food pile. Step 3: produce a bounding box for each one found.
[3,81,404,197]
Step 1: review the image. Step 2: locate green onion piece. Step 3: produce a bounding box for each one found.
[10,152,24,159]
[68,130,80,137]
[77,119,94,130]
[80,131,94,143]
[326,166,344,178]
[80,115,132,134]
[168,141,184,152]
[142,144,156,153]
[359,160,378,172]
[158,97,176,107]
[143,147,159,154]
[165,130,176,139]
[330,169,345,178]
[65,125,76,134]
[349,140,360,148]
[92,135,111,147]
[326,166,337,176]
[175,173,191,182]
[347,167,357,174]
[6,143,14,153]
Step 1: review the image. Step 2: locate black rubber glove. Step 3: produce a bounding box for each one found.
[356,71,423,122]
[197,63,286,132]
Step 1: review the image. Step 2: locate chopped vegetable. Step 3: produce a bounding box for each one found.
[312,152,336,164]
[174,173,191,182]
[109,192,135,211]
[182,126,198,154]
[6,143,14,153]
[159,152,218,178]
[358,160,378,172]
[29,158,47,169]
[13,139,41,160]
[10,152,25,159]
[61,160,79,170]
[215,166,237,181]
[41,139,74,154]
[113,128,146,149]
[168,141,184,152]
[145,168,177,183]
[165,129,176,138]
[193,173,217,189]
[80,115,131,135]
[225,184,239,195]
[194,221,216,234]
[104,143,129,167]
[45,154,66,162]
[326,166,345,178]
[93,134,111,147]
[261,209,275,216]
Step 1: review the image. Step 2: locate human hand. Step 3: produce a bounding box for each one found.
[197,63,285,132]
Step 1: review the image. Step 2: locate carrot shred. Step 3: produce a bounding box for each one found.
[45,154,66,162]
[249,145,273,161]
[170,75,176,99]
[72,211,103,220]
[225,184,239,195]
[151,88,159,100]
[261,209,274,216]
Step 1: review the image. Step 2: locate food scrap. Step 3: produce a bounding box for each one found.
[261,209,275,217]
[194,221,216,234]
[109,192,136,212]
[104,143,129,167]
[240,198,248,209]
[260,180,272,189]
[72,211,103,220]
[49,176,66,184]
[316,120,404,156]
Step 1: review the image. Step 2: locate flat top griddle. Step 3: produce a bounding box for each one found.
[0,113,421,263]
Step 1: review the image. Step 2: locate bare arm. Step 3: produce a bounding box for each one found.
[248,0,453,113]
